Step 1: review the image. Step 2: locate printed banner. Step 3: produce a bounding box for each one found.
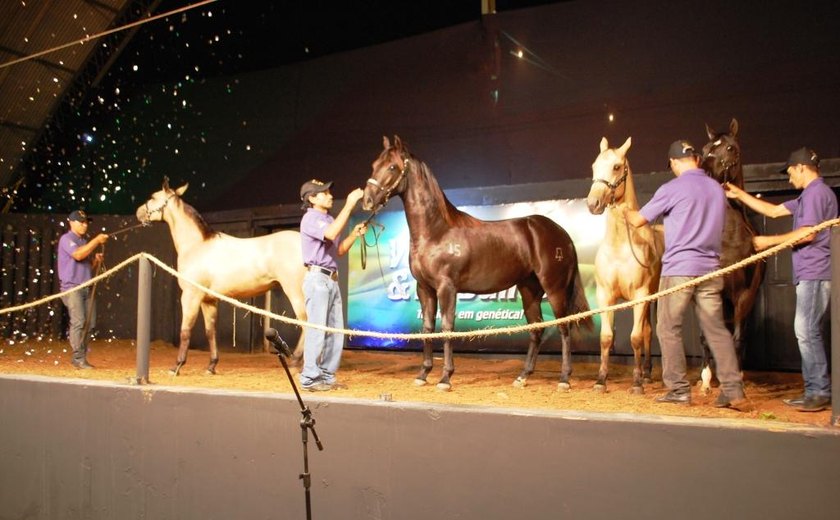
[347,199,604,352]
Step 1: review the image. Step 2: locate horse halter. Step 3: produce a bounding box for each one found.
[366,156,409,211]
[142,192,176,223]
[705,139,739,185]
[591,161,629,206]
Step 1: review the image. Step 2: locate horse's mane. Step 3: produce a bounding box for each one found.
[414,158,481,228]
[178,197,217,239]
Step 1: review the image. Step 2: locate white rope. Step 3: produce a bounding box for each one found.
[2,218,838,341]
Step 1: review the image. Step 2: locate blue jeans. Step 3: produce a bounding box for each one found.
[299,271,344,387]
[60,288,95,363]
[794,280,831,397]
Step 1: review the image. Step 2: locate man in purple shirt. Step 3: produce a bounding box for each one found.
[57,210,108,369]
[725,147,838,412]
[298,179,367,391]
[624,140,749,410]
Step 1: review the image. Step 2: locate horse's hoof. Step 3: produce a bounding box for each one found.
[168,368,179,376]
[512,377,527,388]
[413,378,428,387]
[436,382,452,392]
[700,385,712,396]
[205,369,216,375]
[630,385,644,395]
[593,383,607,393]
[557,382,571,393]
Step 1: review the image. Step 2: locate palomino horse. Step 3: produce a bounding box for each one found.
[136,179,307,375]
[586,137,664,394]
[362,136,592,391]
[700,119,764,392]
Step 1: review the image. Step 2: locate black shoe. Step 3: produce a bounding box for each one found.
[714,392,753,412]
[655,391,690,405]
[302,382,332,392]
[797,395,831,412]
[72,360,95,370]
[782,394,806,407]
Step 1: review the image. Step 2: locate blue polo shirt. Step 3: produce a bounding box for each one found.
[300,208,339,271]
[639,168,726,276]
[782,177,838,283]
[57,230,93,291]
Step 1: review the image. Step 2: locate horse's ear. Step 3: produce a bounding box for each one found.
[162,176,170,190]
[599,137,609,152]
[705,123,716,140]
[382,135,391,150]
[393,135,403,151]
[729,118,739,137]
[175,183,189,197]
[617,137,632,156]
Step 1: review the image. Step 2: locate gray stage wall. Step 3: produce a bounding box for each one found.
[1,374,839,520]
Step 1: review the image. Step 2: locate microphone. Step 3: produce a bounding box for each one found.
[265,328,292,357]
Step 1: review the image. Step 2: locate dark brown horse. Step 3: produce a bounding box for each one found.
[700,118,764,392]
[362,136,592,391]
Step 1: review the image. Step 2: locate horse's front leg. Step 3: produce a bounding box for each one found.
[200,300,219,375]
[513,283,544,388]
[594,283,615,392]
[435,284,457,391]
[414,284,437,386]
[172,289,202,375]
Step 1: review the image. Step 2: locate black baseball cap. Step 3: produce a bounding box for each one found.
[68,210,91,222]
[779,147,819,173]
[667,139,698,161]
[300,179,333,202]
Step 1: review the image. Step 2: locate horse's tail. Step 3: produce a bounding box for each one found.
[567,270,594,331]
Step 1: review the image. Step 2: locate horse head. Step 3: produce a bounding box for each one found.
[702,118,741,186]
[587,136,631,215]
[136,177,188,224]
[362,135,410,213]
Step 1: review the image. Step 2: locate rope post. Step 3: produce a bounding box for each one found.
[831,227,839,427]
[135,255,152,385]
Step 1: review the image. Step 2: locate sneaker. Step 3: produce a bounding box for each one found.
[72,360,95,370]
[796,395,830,413]
[714,392,753,412]
[302,382,332,392]
[782,394,806,407]
[655,391,690,405]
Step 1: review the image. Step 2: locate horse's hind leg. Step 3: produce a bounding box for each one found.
[200,300,219,375]
[172,289,202,375]
[513,282,545,389]
[414,285,437,386]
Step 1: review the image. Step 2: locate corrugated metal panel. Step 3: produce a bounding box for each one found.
[0,0,129,191]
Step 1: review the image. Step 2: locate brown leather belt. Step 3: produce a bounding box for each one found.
[307,265,338,281]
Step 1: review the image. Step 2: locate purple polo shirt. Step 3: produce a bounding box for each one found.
[300,208,339,271]
[639,168,726,276]
[782,177,838,283]
[57,230,93,291]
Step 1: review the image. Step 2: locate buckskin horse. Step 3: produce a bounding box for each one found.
[362,136,592,391]
[136,179,307,375]
[586,137,664,394]
[700,118,764,392]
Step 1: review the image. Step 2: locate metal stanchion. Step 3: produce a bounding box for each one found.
[135,255,151,385]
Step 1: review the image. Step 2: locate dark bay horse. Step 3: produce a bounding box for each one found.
[136,179,308,375]
[587,137,664,394]
[700,118,764,392]
[362,136,592,391]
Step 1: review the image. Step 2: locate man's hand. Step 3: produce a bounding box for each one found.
[753,235,772,251]
[353,223,368,237]
[723,182,743,200]
[95,233,109,245]
[347,188,365,206]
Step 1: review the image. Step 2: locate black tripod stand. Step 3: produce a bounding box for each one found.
[265,328,324,520]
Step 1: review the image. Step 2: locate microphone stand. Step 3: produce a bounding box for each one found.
[270,333,323,520]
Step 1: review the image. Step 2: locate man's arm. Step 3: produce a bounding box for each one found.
[337,223,368,256]
[70,234,108,261]
[622,206,649,228]
[323,188,364,241]
[724,183,791,218]
[753,226,815,251]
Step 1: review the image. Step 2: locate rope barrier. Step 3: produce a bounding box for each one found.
[2,217,838,341]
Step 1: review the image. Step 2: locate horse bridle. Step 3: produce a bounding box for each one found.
[591,161,629,206]
[705,139,739,185]
[365,156,409,218]
[142,192,176,224]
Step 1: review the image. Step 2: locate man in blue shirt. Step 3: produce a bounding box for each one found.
[624,140,749,410]
[57,210,108,369]
[725,147,838,412]
[298,179,367,391]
